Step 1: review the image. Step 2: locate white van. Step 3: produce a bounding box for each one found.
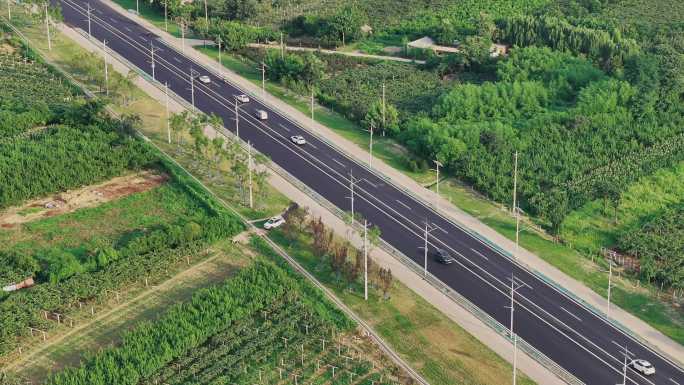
[255,110,268,120]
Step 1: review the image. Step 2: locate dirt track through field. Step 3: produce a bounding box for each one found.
[0,170,167,227]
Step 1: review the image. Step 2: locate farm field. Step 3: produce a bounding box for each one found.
[16,260,412,385]
[6,240,251,383]
[0,29,245,360]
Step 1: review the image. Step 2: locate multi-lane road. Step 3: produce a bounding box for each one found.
[52,1,684,384]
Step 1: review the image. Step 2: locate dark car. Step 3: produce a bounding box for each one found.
[434,248,456,264]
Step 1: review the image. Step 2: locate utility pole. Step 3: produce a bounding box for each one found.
[7,0,11,21]
[87,3,92,37]
[513,151,520,259]
[102,39,109,96]
[507,275,523,385]
[423,222,437,278]
[163,0,168,32]
[44,2,51,51]
[165,82,171,144]
[248,141,254,209]
[364,219,369,301]
[433,160,442,194]
[136,0,139,15]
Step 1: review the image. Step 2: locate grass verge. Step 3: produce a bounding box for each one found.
[265,229,534,385]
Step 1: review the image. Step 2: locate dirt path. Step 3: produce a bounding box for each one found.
[0,170,167,227]
[5,238,252,381]
[247,43,427,64]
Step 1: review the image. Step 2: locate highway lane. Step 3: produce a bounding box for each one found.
[54,2,684,384]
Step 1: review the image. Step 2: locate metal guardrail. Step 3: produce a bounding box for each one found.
[67,23,587,385]
[1,19,429,385]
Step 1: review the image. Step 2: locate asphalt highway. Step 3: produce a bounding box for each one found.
[54,1,684,384]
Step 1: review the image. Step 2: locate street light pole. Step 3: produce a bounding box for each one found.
[347,170,365,225]
[102,39,109,96]
[44,3,51,51]
[7,0,11,21]
[136,0,139,15]
[165,82,170,144]
[181,21,186,53]
[217,35,222,71]
[381,82,386,135]
[190,69,195,112]
[248,141,253,209]
[368,123,374,168]
[513,151,520,258]
[311,87,315,120]
[607,261,613,320]
[261,62,266,95]
[164,0,168,32]
[364,219,368,301]
[433,160,442,194]
[87,3,92,37]
[507,275,523,385]
[150,43,158,80]
[423,222,437,278]
[234,99,240,139]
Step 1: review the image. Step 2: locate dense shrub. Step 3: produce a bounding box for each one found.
[619,203,684,288]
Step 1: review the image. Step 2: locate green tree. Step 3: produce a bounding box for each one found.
[362,100,399,136]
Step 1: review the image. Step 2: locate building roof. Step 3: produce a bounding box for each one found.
[407,36,461,53]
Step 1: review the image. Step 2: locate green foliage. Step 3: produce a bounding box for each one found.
[264,51,325,86]
[497,15,640,71]
[317,61,445,122]
[619,203,684,288]
[0,252,38,287]
[0,47,78,137]
[400,46,684,234]
[44,261,353,385]
[0,108,156,209]
[205,19,273,50]
[362,100,400,135]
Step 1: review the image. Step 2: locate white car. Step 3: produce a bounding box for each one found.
[629,359,655,376]
[255,110,268,120]
[198,75,211,84]
[235,94,250,103]
[290,135,306,145]
[263,215,285,230]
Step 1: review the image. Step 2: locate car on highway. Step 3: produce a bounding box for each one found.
[235,94,250,103]
[198,75,211,84]
[290,135,306,145]
[629,359,655,375]
[263,215,285,230]
[255,109,269,120]
[434,248,456,264]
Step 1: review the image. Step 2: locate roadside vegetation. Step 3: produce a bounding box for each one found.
[118,0,684,343]
[0,6,543,385]
[258,206,535,385]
